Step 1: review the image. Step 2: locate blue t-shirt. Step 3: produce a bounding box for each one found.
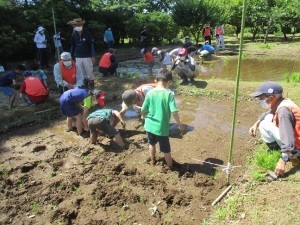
[60,88,89,104]
[0,70,16,87]
[202,45,215,52]
[104,30,114,42]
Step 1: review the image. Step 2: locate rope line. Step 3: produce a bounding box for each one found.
[191,158,241,170]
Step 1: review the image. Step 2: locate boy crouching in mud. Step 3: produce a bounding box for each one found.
[141,69,184,169]
[87,109,126,149]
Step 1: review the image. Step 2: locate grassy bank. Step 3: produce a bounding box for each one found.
[194,79,300,225]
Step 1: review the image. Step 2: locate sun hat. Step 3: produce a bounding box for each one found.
[151,47,158,53]
[178,48,188,56]
[122,90,137,107]
[37,26,45,32]
[67,18,85,26]
[250,81,283,97]
[60,52,72,60]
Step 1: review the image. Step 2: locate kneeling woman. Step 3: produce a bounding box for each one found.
[60,88,105,135]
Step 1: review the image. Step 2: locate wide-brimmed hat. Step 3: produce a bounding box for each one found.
[250,81,283,97]
[37,26,45,32]
[67,18,85,25]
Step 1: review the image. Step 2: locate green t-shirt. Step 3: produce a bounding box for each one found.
[87,109,112,121]
[83,96,95,109]
[141,88,178,136]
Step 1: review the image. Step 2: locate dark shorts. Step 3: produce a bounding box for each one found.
[60,99,80,117]
[88,117,118,137]
[0,86,15,96]
[146,131,171,153]
[147,61,155,68]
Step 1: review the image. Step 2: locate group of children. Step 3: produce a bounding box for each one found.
[0,63,49,108]
[60,68,183,169]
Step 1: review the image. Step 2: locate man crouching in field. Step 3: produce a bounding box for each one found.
[249,81,300,177]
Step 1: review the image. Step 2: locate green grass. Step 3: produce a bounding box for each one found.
[248,145,281,181]
[284,72,300,83]
[254,147,281,170]
[32,201,40,214]
[121,71,140,78]
[0,164,8,178]
[259,43,271,49]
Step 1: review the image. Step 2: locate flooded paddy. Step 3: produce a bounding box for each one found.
[116,56,300,81]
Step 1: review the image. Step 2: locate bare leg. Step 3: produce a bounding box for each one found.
[74,114,83,135]
[149,144,156,165]
[148,66,153,76]
[9,92,16,109]
[164,153,173,168]
[114,133,125,148]
[90,131,97,144]
[66,117,73,131]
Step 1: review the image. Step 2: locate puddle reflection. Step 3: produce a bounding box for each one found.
[117,57,300,81]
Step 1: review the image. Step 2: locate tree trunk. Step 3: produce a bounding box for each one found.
[251,29,257,41]
[264,16,273,44]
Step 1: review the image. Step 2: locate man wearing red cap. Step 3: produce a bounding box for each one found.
[171,48,198,86]
[249,81,300,177]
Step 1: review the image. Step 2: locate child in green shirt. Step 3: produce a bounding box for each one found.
[141,69,183,169]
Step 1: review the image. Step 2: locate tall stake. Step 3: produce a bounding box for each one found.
[227,0,247,185]
[52,7,64,93]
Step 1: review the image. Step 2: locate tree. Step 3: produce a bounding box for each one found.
[172,0,221,43]
[222,0,243,37]
[272,0,300,40]
[245,0,269,41]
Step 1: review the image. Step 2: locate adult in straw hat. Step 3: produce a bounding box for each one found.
[67,18,96,90]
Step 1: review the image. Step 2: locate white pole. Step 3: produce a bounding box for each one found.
[211,185,232,206]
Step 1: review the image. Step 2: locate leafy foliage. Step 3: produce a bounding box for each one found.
[172,0,221,43]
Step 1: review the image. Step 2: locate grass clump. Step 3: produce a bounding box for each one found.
[250,146,280,181]
[254,147,280,170]
[284,72,300,83]
[259,44,271,49]
[121,72,139,78]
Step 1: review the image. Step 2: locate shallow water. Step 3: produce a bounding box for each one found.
[199,57,300,81]
[117,57,300,81]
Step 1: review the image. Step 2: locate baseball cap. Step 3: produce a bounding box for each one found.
[122,90,136,107]
[60,52,72,60]
[250,81,283,97]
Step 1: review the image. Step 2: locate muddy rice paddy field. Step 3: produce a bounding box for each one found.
[1,40,300,225]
